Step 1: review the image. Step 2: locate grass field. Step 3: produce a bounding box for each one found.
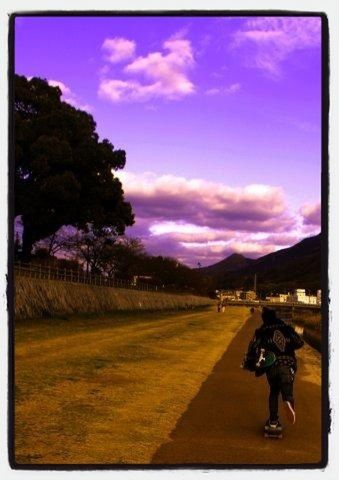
[293,310,322,352]
[294,310,321,332]
[14,305,250,465]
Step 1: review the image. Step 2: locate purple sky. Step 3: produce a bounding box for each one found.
[15,15,322,267]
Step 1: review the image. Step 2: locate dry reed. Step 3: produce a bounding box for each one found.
[15,276,214,320]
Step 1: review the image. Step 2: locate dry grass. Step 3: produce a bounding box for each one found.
[293,310,322,352]
[15,306,250,465]
[15,276,213,320]
[294,311,321,332]
[296,341,321,386]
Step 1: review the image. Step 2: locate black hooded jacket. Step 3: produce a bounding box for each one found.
[244,308,304,372]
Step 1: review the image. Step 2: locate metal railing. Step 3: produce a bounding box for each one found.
[223,299,321,310]
[14,262,161,292]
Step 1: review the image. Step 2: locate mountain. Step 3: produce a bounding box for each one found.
[198,253,255,277]
[200,234,321,294]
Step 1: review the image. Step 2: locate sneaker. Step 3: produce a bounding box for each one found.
[265,419,282,431]
[283,401,296,424]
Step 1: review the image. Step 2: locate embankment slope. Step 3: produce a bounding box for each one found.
[15,276,214,320]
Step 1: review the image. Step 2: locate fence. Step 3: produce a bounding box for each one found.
[223,299,321,311]
[14,262,162,293]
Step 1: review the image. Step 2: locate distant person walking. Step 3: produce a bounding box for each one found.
[242,307,304,432]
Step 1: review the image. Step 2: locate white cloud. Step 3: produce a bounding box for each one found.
[299,202,321,226]
[117,171,291,231]
[232,17,321,76]
[226,83,241,93]
[205,83,241,96]
[98,37,195,103]
[205,88,221,96]
[118,170,320,266]
[102,37,136,63]
[150,222,210,236]
[48,80,93,113]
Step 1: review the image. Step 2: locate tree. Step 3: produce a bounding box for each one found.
[65,226,117,275]
[101,237,146,279]
[14,75,134,260]
[34,226,76,257]
[14,232,21,259]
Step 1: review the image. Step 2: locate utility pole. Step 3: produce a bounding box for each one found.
[254,273,257,295]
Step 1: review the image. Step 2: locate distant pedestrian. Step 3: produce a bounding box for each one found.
[242,307,304,433]
[221,305,225,313]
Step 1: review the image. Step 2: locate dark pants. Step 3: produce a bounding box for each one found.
[266,364,295,421]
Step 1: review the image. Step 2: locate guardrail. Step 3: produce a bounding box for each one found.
[14,262,161,293]
[223,300,321,310]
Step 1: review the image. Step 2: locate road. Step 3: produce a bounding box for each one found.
[152,310,322,466]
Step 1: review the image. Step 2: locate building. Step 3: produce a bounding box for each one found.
[317,289,322,305]
[221,290,237,300]
[266,294,288,303]
[307,296,317,305]
[240,290,257,301]
[288,289,318,305]
[279,294,288,303]
[218,290,242,301]
[266,295,277,303]
[291,289,308,303]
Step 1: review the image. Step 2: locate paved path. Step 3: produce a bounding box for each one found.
[152,311,322,466]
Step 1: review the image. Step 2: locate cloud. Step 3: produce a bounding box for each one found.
[131,223,294,266]
[118,171,292,232]
[48,80,93,113]
[300,202,321,226]
[116,170,309,266]
[205,88,220,96]
[98,37,195,103]
[205,83,241,96]
[232,17,321,76]
[117,171,321,266]
[102,37,136,63]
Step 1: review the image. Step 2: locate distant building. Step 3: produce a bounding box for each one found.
[219,290,242,301]
[266,295,277,303]
[221,290,237,300]
[292,289,308,303]
[279,294,288,303]
[265,291,320,305]
[266,294,288,303]
[288,288,318,305]
[240,290,257,301]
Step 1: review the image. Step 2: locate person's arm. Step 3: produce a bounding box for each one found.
[242,330,262,370]
[247,331,262,356]
[286,326,304,350]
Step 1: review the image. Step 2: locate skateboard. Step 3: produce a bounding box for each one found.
[256,349,276,369]
[264,423,283,439]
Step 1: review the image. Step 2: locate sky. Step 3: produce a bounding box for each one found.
[15,15,322,267]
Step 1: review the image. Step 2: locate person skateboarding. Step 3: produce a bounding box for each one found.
[242,307,304,435]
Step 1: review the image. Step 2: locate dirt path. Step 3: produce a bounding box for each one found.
[152,311,322,466]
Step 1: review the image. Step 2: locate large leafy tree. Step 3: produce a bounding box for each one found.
[14,75,134,259]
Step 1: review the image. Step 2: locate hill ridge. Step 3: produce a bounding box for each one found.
[199,234,321,293]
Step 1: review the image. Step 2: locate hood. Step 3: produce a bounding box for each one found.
[261,307,282,326]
